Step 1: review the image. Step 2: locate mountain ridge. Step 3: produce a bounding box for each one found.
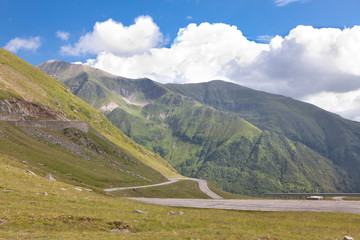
[38,59,359,195]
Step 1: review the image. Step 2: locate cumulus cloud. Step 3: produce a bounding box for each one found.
[4,36,41,52]
[86,22,268,83]
[81,22,360,120]
[274,0,307,7]
[60,16,163,56]
[56,31,70,41]
[227,26,360,98]
[303,90,360,121]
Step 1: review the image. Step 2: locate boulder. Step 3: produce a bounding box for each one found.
[110,229,130,233]
[167,211,184,215]
[135,210,148,214]
[26,170,37,176]
[45,174,56,181]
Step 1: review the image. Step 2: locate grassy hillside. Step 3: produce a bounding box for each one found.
[0,48,179,180]
[38,60,353,195]
[1,155,360,239]
[0,121,166,189]
[167,80,360,188]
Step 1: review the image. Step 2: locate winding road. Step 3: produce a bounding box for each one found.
[104,178,223,199]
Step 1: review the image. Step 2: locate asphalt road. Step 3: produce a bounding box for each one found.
[104,179,179,192]
[104,178,223,199]
[129,198,360,214]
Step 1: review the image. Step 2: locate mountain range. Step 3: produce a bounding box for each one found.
[38,60,360,195]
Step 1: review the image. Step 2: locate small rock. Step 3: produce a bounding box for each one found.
[45,174,56,181]
[258,237,278,240]
[73,187,82,191]
[26,170,37,176]
[0,218,8,225]
[344,236,354,240]
[110,229,130,233]
[135,210,148,214]
[85,188,93,192]
[43,192,48,196]
[167,211,184,215]
[61,188,67,191]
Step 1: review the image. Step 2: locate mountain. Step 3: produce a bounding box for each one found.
[166,81,360,188]
[0,48,181,193]
[38,60,355,195]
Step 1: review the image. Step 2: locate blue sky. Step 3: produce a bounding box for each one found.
[1,0,360,120]
[1,0,359,64]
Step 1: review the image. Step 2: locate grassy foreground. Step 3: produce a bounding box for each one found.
[1,156,360,239]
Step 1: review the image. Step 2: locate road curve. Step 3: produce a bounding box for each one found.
[186,178,222,199]
[128,198,360,214]
[104,178,223,199]
[103,179,179,192]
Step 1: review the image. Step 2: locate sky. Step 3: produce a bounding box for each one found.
[1,0,360,120]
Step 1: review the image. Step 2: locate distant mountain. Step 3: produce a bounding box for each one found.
[38,60,356,195]
[166,81,360,187]
[0,48,179,192]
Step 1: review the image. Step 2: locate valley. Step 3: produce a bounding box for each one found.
[38,60,360,196]
[0,46,359,239]
[2,1,360,238]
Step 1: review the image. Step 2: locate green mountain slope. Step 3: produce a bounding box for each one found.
[166,80,360,188]
[38,60,354,195]
[0,121,166,189]
[0,48,180,191]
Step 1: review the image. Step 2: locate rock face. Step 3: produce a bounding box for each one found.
[0,113,23,121]
[0,98,67,120]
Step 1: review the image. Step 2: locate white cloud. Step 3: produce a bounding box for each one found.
[274,0,307,7]
[255,35,275,43]
[303,90,360,121]
[86,22,268,83]
[60,16,163,56]
[4,36,41,52]
[77,18,360,120]
[226,25,360,98]
[56,31,70,41]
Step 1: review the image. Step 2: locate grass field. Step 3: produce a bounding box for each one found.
[343,197,360,201]
[1,155,360,240]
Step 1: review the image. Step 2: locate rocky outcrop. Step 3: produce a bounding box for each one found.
[0,113,23,121]
[0,98,67,120]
